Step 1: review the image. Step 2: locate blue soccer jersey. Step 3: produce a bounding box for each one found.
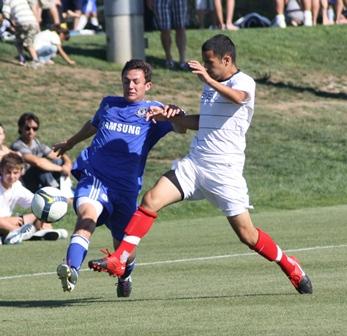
[73,96,173,193]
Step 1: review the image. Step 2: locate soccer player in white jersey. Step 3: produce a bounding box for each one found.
[54,59,187,297]
[88,35,313,295]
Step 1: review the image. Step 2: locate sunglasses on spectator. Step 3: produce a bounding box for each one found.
[24,126,39,131]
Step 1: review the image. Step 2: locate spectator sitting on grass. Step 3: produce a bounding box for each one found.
[33,23,75,65]
[0,152,53,244]
[11,112,74,199]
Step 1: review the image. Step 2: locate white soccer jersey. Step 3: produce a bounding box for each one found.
[0,179,33,217]
[190,70,255,167]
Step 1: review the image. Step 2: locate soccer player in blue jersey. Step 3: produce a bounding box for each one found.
[54,59,187,297]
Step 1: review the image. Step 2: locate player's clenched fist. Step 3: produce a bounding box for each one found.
[147,105,185,123]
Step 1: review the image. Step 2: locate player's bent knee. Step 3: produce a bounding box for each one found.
[142,190,161,212]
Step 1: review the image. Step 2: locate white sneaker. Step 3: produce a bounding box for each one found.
[3,229,23,244]
[304,10,313,26]
[272,14,287,28]
[57,263,78,292]
[31,229,60,241]
[55,229,68,239]
[3,223,36,244]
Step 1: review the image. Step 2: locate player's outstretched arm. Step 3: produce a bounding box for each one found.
[172,114,199,132]
[53,120,97,156]
[147,105,199,132]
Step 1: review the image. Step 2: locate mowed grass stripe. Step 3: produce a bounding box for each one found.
[1,243,346,281]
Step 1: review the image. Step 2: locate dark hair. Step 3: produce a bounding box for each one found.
[17,112,40,134]
[121,59,152,83]
[202,34,236,63]
[52,23,70,41]
[0,152,24,171]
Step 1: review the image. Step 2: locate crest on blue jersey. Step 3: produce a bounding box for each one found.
[136,107,148,119]
[101,193,108,202]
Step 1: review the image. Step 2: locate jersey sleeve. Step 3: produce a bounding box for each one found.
[150,120,173,145]
[16,183,34,210]
[91,97,108,128]
[11,140,31,155]
[229,73,256,104]
[12,146,30,155]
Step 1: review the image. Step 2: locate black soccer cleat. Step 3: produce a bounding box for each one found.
[295,274,313,294]
[287,256,313,294]
[116,277,132,297]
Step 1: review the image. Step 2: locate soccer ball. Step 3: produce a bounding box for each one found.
[31,187,68,223]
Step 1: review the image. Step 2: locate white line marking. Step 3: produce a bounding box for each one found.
[1,243,346,281]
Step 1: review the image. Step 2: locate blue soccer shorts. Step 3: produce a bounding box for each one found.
[73,173,138,241]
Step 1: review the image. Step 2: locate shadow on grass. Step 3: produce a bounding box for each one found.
[146,57,347,97]
[64,45,106,60]
[117,292,298,303]
[0,297,103,308]
[146,56,191,72]
[0,292,299,308]
[0,58,21,66]
[256,74,347,100]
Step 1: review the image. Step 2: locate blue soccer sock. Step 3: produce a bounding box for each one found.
[66,234,90,271]
[120,259,136,280]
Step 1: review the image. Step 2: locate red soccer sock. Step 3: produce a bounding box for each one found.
[112,206,157,263]
[253,228,296,275]
[252,228,281,262]
[277,253,296,276]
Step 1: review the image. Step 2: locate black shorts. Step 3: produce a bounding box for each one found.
[163,169,184,200]
[61,0,82,12]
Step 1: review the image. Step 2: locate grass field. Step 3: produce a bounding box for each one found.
[1,24,347,335]
[1,205,347,335]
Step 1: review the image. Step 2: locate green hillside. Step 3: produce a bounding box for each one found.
[1,26,346,220]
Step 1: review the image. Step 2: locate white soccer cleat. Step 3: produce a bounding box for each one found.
[3,223,36,244]
[57,263,78,292]
[3,229,23,244]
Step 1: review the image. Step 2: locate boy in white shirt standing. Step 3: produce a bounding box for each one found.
[1,0,41,66]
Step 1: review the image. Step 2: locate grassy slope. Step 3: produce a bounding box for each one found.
[0,26,347,220]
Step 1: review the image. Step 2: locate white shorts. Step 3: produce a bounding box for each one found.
[172,155,252,217]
